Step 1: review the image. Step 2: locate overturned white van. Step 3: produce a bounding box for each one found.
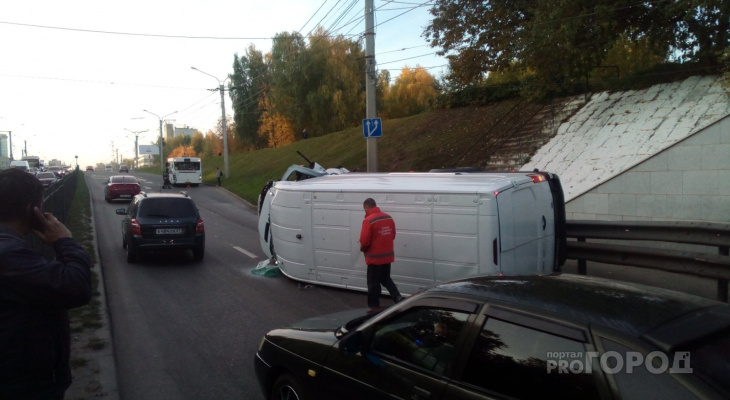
[258,167,567,295]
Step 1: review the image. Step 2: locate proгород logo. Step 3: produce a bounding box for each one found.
[546,351,693,374]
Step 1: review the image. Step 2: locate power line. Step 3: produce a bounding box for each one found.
[299,0,330,33]
[0,19,359,40]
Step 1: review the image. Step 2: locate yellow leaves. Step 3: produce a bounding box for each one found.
[385,66,440,118]
[257,96,296,148]
[168,145,197,158]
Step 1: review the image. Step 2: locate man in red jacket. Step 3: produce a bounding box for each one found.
[359,198,403,308]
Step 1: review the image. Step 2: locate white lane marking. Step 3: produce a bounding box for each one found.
[233,246,258,258]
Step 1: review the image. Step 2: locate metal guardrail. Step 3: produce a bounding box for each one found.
[30,169,79,260]
[566,220,730,302]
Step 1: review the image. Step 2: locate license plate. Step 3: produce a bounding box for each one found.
[156,228,183,235]
[120,194,131,198]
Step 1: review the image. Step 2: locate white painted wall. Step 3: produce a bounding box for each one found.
[566,115,730,222]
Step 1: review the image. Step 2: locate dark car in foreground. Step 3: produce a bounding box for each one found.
[105,175,141,202]
[254,274,730,400]
[115,192,205,263]
[36,171,58,188]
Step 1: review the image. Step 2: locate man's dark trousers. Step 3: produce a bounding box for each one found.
[367,263,401,307]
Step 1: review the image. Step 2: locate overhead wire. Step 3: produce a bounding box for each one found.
[298,0,330,34]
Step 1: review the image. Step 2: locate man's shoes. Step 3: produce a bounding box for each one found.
[394,296,404,303]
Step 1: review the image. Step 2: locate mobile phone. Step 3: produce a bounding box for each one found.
[29,206,47,232]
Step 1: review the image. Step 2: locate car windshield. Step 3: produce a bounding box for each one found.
[139,199,197,219]
[37,172,55,178]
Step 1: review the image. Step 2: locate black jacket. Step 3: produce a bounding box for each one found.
[0,225,92,400]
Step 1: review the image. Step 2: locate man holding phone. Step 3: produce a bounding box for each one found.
[0,168,92,400]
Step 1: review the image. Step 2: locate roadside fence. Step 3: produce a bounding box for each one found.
[30,169,79,260]
[566,220,730,302]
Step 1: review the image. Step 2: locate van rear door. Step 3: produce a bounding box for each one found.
[497,180,543,274]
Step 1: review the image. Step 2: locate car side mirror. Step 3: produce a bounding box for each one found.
[339,331,365,357]
[115,209,127,215]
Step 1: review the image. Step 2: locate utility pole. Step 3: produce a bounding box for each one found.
[143,110,177,174]
[365,0,377,172]
[190,67,231,179]
[135,136,139,169]
[219,83,229,179]
[125,128,148,170]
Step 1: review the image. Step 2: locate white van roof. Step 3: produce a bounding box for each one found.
[274,172,540,194]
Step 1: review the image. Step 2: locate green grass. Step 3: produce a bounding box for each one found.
[137,106,511,205]
[67,173,103,334]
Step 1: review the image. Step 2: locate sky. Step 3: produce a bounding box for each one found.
[0,0,447,167]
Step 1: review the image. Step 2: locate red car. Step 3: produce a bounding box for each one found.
[105,175,141,202]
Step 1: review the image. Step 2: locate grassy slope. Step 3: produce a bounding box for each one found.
[138,102,524,205]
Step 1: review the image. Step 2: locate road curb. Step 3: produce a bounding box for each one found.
[66,178,120,400]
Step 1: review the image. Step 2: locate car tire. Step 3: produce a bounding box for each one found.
[270,374,304,400]
[122,235,127,249]
[126,246,137,263]
[192,245,205,262]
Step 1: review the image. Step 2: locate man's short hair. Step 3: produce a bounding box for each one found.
[0,168,44,222]
[363,198,376,208]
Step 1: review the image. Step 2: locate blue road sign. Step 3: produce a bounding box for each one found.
[362,118,383,138]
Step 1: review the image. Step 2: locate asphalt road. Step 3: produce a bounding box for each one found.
[87,171,366,399]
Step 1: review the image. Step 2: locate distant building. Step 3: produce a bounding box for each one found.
[0,133,8,169]
[48,159,63,167]
[174,126,196,138]
[0,133,8,158]
[165,123,175,141]
[137,154,154,167]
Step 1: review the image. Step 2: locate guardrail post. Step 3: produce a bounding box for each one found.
[577,237,587,275]
[720,246,729,303]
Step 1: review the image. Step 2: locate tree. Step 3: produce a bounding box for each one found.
[269,32,308,131]
[191,131,205,156]
[424,0,727,96]
[231,45,270,148]
[386,66,439,118]
[258,96,296,148]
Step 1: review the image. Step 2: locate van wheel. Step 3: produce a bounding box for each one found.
[126,246,137,263]
[270,374,304,400]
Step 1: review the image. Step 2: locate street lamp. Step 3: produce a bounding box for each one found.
[143,109,177,174]
[191,66,230,179]
[124,128,149,170]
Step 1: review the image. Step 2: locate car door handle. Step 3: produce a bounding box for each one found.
[412,386,431,399]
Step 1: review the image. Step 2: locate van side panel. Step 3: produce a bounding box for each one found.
[432,194,479,283]
[387,194,434,295]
